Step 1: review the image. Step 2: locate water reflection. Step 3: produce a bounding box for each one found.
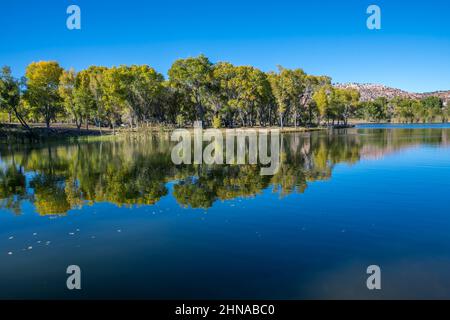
[1,128,449,215]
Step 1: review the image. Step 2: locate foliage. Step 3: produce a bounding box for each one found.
[0,57,447,130]
[23,61,63,128]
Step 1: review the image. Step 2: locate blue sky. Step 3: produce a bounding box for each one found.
[1,0,449,92]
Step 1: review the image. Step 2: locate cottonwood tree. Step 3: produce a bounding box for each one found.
[313,85,334,125]
[104,65,164,128]
[268,67,308,128]
[74,69,96,130]
[59,68,83,129]
[0,66,31,130]
[24,61,63,128]
[226,66,272,127]
[168,55,213,125]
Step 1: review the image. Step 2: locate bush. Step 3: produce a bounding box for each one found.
[176,114,185,127]
[212,115,221,128]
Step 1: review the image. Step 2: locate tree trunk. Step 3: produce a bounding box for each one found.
[279,112,284,129]
[294,110,298,128]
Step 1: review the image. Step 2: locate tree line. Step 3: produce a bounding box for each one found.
[0,55,448,131]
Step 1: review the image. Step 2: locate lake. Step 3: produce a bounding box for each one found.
[1,125,450,299]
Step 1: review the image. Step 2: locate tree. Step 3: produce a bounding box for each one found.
[422,96,443,122]
[268,71,285,128]
[87,66,108,131]
[362,97,389,122]
[0,66,31,130]
[412,99,426,123]
[313,85,334,125]
[102,68,126,131]
[333,88,360,125]
[74,69,96,130]
[59,68,83,129]
[301,75,331,125]
[227,66,272,127]
[393,97,415,123]
[24,61,63,128]
[168,55,213,125]
[209,62,237,127]
[268,67,306,128]
[104,65,164,128]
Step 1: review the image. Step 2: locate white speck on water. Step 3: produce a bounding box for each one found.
[37,240,41,244]
[69,232,75,235]
[76,229,80,232]
[27,246,32,250]
[45,241,51,245]
[33,233,37,236]
[8,236,13,240]
[7,252,13,255]
[117,229,122,233]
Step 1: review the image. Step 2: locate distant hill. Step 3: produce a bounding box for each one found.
[334,83,450,105]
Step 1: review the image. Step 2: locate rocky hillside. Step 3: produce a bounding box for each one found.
[335,83,450,105]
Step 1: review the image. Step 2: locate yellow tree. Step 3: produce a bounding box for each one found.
[59,68,83,129]
[313,85,333,125]
[24,61,63,128]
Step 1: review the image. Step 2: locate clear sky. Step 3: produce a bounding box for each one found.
[1,0,449,92]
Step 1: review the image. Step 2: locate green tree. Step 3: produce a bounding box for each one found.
[302,75,331,125]
[313,85,333,124]
[362,97,389,122]
[168,55,213,125]
[105,65,164,128]
[268,67,307,128]
[59,68,83,129]
[0,66,31,130]
[88,66,108,130]
[208,62,235,126]
[227,66,272,127]
[74,69,96,129]
[24,61,63,128]
[333,88,360,125]
[422,96,444,122]
[393,97,415,123]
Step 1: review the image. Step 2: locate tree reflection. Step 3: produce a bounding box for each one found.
[0,128,448,215]
[0,164,26,215]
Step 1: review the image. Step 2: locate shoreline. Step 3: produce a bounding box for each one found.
[0,123,336,142]
[4,121,449,142]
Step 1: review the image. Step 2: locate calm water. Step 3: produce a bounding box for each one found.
[1,126,450,299]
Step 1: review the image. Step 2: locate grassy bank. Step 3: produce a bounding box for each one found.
[0,123,339,143]
[0,123,115,143]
